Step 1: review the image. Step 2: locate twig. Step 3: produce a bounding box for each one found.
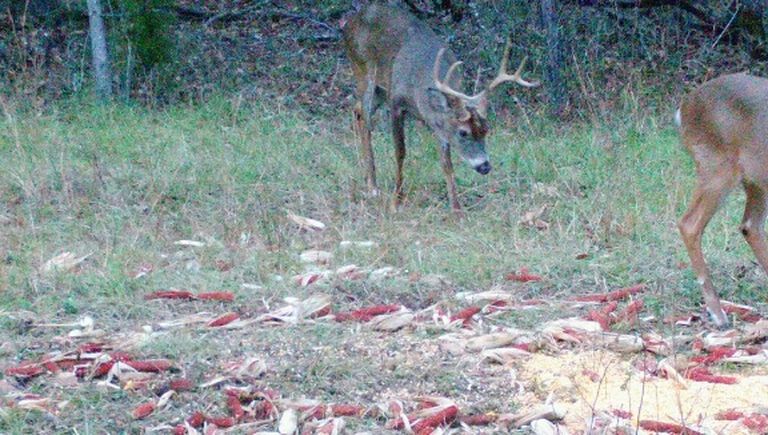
[711,4,740,49]
[634,363,647,435]
[273,10,339,36]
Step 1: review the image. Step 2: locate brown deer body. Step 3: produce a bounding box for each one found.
[342,4,537,212]
[677,73,768,327]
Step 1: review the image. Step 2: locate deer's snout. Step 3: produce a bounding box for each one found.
[474,161,491,175]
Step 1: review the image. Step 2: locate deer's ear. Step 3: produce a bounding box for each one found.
[426,88,450,113]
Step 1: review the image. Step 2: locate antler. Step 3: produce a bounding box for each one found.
[432,48,485,107]
[487,38,540,91]
[432,38,539,115]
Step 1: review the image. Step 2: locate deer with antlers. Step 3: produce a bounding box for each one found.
[342,3,538,213]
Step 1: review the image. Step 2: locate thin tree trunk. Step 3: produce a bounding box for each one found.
[86,0,112,100]
[540,0,567,118]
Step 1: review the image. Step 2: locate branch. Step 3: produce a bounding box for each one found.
[674,2,714,28]
[272,10,339,35]
[204,5,260,27]
[171,6,213,21]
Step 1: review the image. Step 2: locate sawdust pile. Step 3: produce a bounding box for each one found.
[517,350,768,434]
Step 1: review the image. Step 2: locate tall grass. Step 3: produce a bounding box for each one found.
[0,96,764,322]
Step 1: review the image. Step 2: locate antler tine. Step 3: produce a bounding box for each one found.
[433,47,447,86]
[433,47,485,104]
[497,38,512,83]
[511,56,540,87]
[444,60,463,85]
[488,38,540,92]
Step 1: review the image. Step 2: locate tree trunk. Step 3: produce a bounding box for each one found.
[86,0,112,100]
[540,0,567,118]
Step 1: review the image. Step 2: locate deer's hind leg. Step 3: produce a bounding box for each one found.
[740,181,768,276]
[678,155,738,327]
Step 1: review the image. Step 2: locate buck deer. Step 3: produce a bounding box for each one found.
[676,73,768,327]
[341,3,538,213]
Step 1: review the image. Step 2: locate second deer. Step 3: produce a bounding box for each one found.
[342,4,538,213]
[677,73,768,327]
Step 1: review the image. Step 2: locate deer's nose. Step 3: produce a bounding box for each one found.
[474,161,491,175]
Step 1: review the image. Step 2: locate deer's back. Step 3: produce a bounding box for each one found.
[680,73,768,183]
[342,4,447,95]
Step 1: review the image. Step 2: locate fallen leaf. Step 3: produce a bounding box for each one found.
[293,271,332,287]
[519,206,550,230]
[369,267,397,281]
[339,240,377,248]
[173,240,205,247]
[132,262,154,279]
[369,311,414,331]
[299,250,333,264]
[724,350,768,364]
[42,252,91,273]
[278,408,298,434]
[157,313,212,329]
[530,418,570,435]
[225,356,267,378]
[500,403,565,428]
[465,331,529,352]
[156,390,175,410]
[588,332,644,353]
[287,212,325,231]
[481,347,531,364]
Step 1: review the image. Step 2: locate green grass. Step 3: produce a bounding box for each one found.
[1,94,765,320]
[1,96,766,432]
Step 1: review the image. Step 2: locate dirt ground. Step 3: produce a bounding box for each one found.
[3,228,767,434]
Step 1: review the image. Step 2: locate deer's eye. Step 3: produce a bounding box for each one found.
[459,129,469,138]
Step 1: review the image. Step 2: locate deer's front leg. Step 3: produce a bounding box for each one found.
[361,75,376,127]
[439,142,462,215]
